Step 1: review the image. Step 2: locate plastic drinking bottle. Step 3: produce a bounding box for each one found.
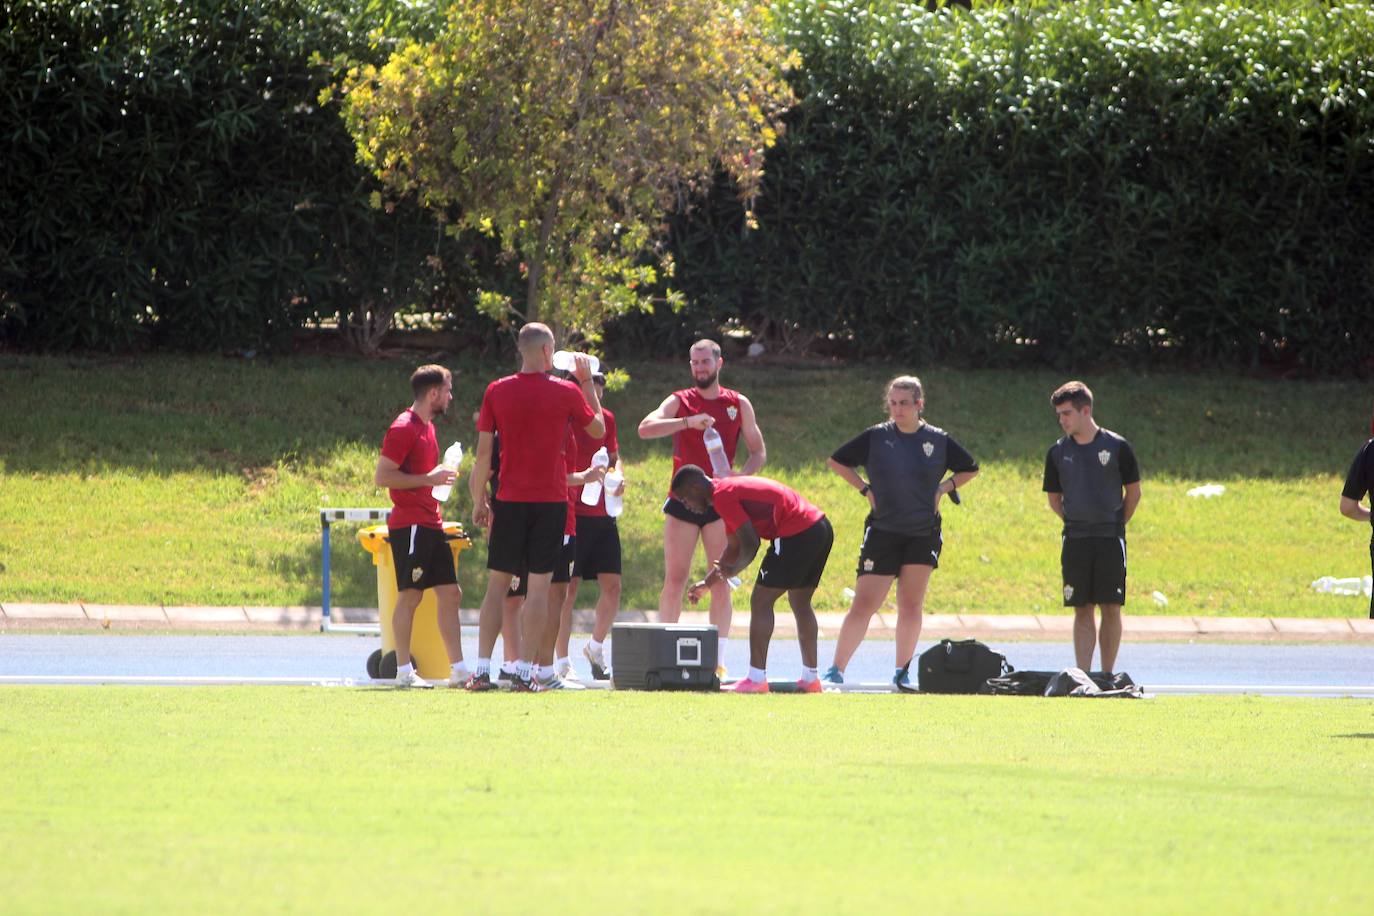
[603,469,624,517]
[431,442,463,502]
[702,426,731,476]
[552,350,600,375]
[580,446,610,505]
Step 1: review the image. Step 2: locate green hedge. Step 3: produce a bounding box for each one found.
[661,0,1374,372]
[0,0,502,351]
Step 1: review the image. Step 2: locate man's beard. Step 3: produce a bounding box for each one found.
[693,370,718,390]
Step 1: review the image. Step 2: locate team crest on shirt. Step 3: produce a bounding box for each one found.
[412,567,424,583]
[922,442,934,458]
[863,558,874,572]
[726,406,738,421]
[1063,584,1074,601]
[1098,450,1111,466]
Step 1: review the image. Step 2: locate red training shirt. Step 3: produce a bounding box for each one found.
[570,408,619,517]
[710,476,824,541]
[381,408,442,530]
[477,372,597,502]
[562,425,577,536]
[669,387,743,489]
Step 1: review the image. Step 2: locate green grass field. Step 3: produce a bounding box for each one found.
[0,688,1369,913]
[1,352,1371,616]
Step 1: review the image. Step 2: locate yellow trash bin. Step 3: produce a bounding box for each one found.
[358,522,471,680]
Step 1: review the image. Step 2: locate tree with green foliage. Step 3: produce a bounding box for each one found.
[335,0,796,347]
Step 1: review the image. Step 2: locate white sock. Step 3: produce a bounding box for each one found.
[555,656,570,673]
[396,662,413,677]
[451,661,468,679]
[516,660,533,680]
[748,666,766,683]
[474,658,491,676]
[538,664,557,680]
[589,638,604,655]
[801,666,818,683]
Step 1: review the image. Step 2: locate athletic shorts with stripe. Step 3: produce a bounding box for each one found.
[1060,536,1127,607]
[388,524,458,592]
[757,517,834,590]
[487,498,566,576]
[856,524,942,576]
[502,532,575,596]
[573,515,621,578]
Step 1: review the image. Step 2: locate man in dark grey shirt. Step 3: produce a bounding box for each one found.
[1339,435,1374,618]
[1042,381,1141,674]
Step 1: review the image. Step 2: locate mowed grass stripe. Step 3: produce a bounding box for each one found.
[0,354,1370,615]
[0,689,1370,913]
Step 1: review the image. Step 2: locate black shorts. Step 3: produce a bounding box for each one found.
[487,499,567,575]
[757,517,833,591]
[1061,536,1127,607]
[663,495,721,526]
[388,524,458,592]
[552,535,576,584]
[573,515,622,578]
[856,524,942,576]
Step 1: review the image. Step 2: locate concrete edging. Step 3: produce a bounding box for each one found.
[0,603,1371,640]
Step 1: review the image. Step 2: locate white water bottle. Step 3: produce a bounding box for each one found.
[580,446,610,505]
[552,350,600,375]
[431,442,462,502]
[603,469,624,517]
[702,426,731,477]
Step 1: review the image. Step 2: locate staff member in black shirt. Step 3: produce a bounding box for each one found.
[1043,381,1141,675]
[1339,435,1374,619]
[823,376,980,687]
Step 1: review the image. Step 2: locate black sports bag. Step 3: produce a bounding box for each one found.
[913,638,1010,694]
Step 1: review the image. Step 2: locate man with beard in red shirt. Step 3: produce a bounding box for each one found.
[373,364,463,688]
[638,340,766,677]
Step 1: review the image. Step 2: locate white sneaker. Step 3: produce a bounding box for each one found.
[447,669,469,688]
[532,673,586,691]
[582,643,611,680]
[395,669,433,689]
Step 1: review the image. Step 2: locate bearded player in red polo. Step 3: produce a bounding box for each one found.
[373,364,464,689]
[465,323,604,691]
[673,465,833,694]
[638,339,766,676]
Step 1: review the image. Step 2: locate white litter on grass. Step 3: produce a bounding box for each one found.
[1311,575,1373,597]
[1186,484,1226,498]
[1151,591,1169,606]
[842,587,856,600]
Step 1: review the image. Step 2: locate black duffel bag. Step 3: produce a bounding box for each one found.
[981,669,1143,698]
[911,638,1010,694]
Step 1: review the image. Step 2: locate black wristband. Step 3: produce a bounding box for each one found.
[859,484,871,496]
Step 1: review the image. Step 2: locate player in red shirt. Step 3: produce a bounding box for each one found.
[555,369,625,680]
[372,364,462,689]
[465,323,604,691]
[673,466,833,694]
[638,339,766,676]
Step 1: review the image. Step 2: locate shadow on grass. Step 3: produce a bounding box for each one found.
[1334,733,1374,740]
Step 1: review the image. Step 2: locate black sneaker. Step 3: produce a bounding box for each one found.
[464,672,498,692]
